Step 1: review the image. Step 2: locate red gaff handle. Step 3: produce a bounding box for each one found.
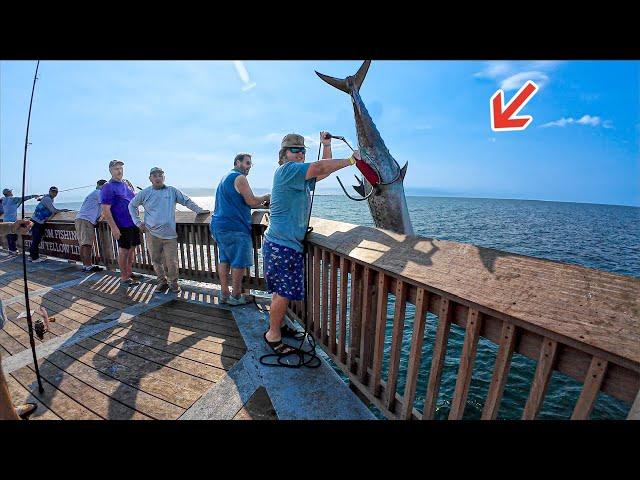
[355,158,380,186]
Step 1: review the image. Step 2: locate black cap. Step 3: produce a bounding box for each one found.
[49,186,58,192]
[97,179,108,186]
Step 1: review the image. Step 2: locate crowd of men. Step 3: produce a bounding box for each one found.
[0,131,361,418]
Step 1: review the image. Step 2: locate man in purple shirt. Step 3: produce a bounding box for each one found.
[100,159,142,287]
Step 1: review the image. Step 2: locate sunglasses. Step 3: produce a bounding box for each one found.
[288,147,306,154]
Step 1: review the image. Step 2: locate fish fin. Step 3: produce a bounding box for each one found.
[353,60,371,91]
[315,71,349,93]
[352,184,366,197]
[400,162,408,181]
[315,60,371,93]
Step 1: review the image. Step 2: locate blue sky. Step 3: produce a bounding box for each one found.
[1,60,638,206]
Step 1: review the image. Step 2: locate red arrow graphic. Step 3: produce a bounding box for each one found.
[490,81,539,131]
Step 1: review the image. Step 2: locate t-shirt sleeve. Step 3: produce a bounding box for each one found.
[100,184,114,205]
[280,162,312,191]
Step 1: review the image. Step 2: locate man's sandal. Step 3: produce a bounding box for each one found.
[280,324,305,340]
[15,402,37,420]
[263,332,297,356]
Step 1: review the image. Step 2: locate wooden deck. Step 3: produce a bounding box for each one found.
[0,253,277,420]
[1,250,373,420]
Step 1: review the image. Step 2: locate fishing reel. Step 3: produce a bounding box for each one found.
[18,306,55,341]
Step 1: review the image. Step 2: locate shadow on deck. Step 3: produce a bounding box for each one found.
[0,251,373,420]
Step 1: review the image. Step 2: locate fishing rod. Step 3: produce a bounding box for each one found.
[55,184,94,193]
[20,60,44,393]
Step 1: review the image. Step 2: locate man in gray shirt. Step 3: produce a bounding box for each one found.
[75,180,107,272]
[128,167,210,293]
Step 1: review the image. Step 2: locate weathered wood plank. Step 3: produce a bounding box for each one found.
[329,253,338,355]
[338,256,349,365]
[358,267,373,383]
[571,357,608,420]
[313,246,321,340]
[627,389,640,420]
[321,249,330,346]
[423,297,453,420]
[401,287,429,420]
[522,339,559,419]
[371,272,389,397]
[385,280,407,412]
[481,322,518,419]
[347,262,363,374]
[449,308,482,420]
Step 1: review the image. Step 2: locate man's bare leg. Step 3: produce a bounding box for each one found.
[118,247,130,280]
[80,245,93,267]
[218,263,230,297]
[265,293,288,343]
[0,354,20,420]
[231,267,245,297]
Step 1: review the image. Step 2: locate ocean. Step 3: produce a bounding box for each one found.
[26,195,640,419]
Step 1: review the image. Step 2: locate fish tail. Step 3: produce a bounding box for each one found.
[315,60,371,93]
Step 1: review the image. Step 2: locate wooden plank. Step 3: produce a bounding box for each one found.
[482,322,518,419]
[4,374,61,420]
[329,253,338,355]
[185,226,194,274]
[347,262,363,374]
[401,287,429,420]
[423,296,453,420]
[357,267,373,383]
[371,272,389,397]
[449,308,482,419]
[571,357,608,420]
[10,365,101,420]
[628,389,640,420]
[522,338,559,419]
[321,249,329,345]
[338,257,349,364]
[385,280,408,412]
[313,246,321,340]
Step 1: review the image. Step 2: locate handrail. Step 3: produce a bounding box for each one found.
[10,211,640,419]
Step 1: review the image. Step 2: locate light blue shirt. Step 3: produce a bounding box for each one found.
[128,185,205,239]
[1,195,38,222]
[264,161,316,252]
[75,188,103,225]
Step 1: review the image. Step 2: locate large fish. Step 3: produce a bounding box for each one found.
[315,60,414,235]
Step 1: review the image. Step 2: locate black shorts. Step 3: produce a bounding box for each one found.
[117,226,141,250]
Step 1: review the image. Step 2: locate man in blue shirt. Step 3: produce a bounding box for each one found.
[262,132,361,355]
[29,186,71,262]
[211,153,270,305]
[75,180,107,272]
[2,188,39,254]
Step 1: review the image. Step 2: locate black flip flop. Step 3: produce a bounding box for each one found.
[280,324,305,340]
[263,332,297,356]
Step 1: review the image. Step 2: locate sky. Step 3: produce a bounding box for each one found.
[1,60,638,207]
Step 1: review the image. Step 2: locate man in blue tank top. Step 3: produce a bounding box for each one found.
[211,153,271,305]
[262,132,360,355]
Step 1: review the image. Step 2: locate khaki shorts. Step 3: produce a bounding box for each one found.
[75,219,96,246]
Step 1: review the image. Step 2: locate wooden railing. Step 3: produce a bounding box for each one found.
[11,212,640,420]
[286,218,640,420]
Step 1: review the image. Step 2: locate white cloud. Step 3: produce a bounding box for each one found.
[500,71,549,91]
[540,115,612,129]
[576,115,601,126]
[233,61,256,92]
[474,61,512,79]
